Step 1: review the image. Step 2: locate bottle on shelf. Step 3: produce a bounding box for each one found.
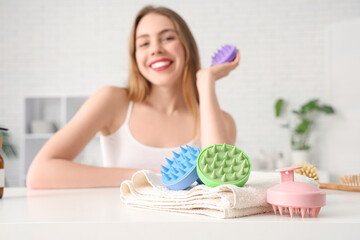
[0,128,8,199]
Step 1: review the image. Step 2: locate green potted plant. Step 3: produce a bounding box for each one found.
[274,99,335,164]
[0,128,18,187]
[0,128,17,159]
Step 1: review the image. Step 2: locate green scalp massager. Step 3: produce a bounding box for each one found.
[196,144,251,187]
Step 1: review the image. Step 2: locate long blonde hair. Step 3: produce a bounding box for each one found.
[126,6,200,136]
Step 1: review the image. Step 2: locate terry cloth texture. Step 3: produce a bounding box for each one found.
[120,170,318,219]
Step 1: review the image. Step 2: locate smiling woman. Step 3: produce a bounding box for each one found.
[26,5,239,189]
[134,14,186,97]
[128,6,200,137]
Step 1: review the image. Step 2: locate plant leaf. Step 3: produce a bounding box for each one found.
[292,110,302,115]
[2,144,17,158]
[301,99,319,114]
[275,98,284,117]
[295,119,311,134]
[317,105,335,114]
[302,145,310,150]
[0,129,18,158]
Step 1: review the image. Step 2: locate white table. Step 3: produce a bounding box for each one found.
[1,187,359,239]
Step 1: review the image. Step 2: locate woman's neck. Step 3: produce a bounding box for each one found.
[145,83,187,115]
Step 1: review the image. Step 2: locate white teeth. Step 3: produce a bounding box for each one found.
[151,61,171,69]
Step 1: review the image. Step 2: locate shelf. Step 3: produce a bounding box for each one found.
[21,95,101,185]
[24,97,61,134]
[25,133,54,140]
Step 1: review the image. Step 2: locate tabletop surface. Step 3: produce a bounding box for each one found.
[1,187,360,239]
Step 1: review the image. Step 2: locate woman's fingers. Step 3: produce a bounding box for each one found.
[196,49,241,84]
[225,49,240,69]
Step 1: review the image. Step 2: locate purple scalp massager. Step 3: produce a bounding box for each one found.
[211,44,237,66]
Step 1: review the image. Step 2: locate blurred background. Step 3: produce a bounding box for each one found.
[0,0,359,186]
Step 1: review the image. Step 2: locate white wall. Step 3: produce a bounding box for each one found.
[323,19,360,181]
[1,0,360,186]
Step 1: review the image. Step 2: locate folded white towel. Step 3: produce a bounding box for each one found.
[120,170,318,218]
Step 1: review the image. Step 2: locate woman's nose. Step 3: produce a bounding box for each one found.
[150,41,163,56]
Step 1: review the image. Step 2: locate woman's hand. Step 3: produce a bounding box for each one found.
[196,50,240,88]
[151,168,162,174]
[196,49,239,148]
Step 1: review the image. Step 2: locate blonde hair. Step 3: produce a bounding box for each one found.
[126,6,200,136]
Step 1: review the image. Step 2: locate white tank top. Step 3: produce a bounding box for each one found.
[100,101,200,169]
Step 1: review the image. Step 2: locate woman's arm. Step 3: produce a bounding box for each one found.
[196,51,240,149]
[26,87,139,189]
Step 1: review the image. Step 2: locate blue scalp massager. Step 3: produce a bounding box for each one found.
[160,145,201,190]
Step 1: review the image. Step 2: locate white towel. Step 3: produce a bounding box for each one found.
[120,170,318,218]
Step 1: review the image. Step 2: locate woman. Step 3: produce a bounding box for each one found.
[26,6,239,189]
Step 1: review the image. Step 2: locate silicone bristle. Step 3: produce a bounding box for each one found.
[161,165,169,172]
[279,206,284,216]
[272,205,277,214]
[289,207,294,217]
[161,145,201,190]
[161,171,171,181]
[180,146,187,153]
[271,205,323,218]
[301,208,307,218]
[211,44,237,66]
[310,208,316,217]
[197,144,251,187]
[172,151,180,158]
[166,158,173,166]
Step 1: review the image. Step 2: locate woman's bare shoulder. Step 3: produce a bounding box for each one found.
[90,86,128,108]
[94,86,128,100]
[91,86,130,135]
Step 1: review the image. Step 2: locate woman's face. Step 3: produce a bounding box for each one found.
[135,13,186,87]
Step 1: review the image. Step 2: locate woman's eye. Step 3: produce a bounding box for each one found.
[163,36,175,42]
[139,42,149,47]
[138,42,149,47]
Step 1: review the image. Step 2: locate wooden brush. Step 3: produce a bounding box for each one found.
[294,163,319,183]
[339,174,360,186]
[319,180,360,192]
[294,164,360,192]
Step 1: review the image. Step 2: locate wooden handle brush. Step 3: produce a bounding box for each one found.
[319,182,360,192]
[294,163,360,192]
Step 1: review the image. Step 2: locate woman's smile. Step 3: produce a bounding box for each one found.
[149,58,173,71]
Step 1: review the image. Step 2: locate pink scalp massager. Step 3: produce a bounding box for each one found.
[267,166,326,218]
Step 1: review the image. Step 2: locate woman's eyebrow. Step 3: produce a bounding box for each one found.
[136,29,177,40]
